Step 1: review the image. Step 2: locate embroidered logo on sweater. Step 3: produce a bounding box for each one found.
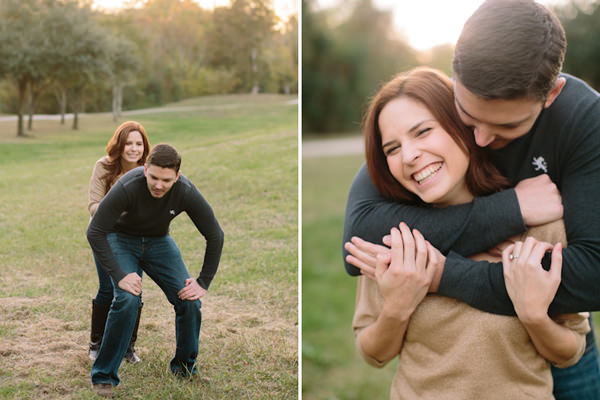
[169,209,176,215]
[532,156,548,173]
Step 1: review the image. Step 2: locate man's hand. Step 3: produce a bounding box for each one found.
[118,272,142,296]
[514,174,563,226]
[502,238,562,323]
[345,236,391,279]
[178,278,207,301]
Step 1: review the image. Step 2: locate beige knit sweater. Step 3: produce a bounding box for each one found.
[87,156,124,217]
[353,220,590,400]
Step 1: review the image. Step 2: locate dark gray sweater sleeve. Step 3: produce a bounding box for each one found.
[342,164,526,276]
[184,185,224,290]
[86,182,129,283]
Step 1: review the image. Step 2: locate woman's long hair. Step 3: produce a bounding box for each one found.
[100,121,150,192]
[363,67,510,204]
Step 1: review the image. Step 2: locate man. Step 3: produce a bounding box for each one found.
[343,0,600,397]
[87,143,224,397]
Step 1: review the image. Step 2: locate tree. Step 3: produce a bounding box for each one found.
[0,0,53,136]
[302,0,417,133]
[44,3,111,129]
[206,0,278,93]
[106,36,142,121]
[555,1,600,91]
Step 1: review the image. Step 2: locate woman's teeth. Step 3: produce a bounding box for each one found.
[413,162,442,184]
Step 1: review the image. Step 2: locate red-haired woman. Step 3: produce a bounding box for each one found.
[87,121,150,363]
[351,67,589,399]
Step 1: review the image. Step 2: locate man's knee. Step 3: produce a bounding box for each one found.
[177,299,201,318]
[113,291,141,312]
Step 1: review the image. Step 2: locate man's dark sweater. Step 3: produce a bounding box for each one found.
[343,74,600,319]
[87,167,224,290]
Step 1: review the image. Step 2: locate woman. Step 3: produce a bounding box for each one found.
[352,67,589,399]
[87,120,150,363]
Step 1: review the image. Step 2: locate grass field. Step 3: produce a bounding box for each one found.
[301,147,600,400]
[0,94,298,399]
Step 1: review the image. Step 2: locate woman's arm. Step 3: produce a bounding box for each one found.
[502,239,586,365]
[88,159,108,217]
[354,225,438,365]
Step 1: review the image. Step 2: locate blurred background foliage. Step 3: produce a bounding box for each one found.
[0,0,297,135]
[302,0,600,135]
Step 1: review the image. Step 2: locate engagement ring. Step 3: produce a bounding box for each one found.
[509,254,519,260]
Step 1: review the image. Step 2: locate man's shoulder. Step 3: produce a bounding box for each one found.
[538,74,600,135]
[556,74,599,108]
[116,167,146,192]
[173,173,201,198]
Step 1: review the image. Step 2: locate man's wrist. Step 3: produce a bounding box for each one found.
[196,277,208,290]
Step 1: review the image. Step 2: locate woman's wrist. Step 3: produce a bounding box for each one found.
[516,306,551,326]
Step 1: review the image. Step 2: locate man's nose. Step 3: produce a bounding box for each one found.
[473,126,495,147]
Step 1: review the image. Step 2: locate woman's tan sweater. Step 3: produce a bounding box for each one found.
[88,156,124,217]
[353,220,590,400]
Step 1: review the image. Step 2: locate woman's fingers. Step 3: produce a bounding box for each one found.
[399,222,415,267]
[412,228,428,272]
[502,243,516,272]
[374,252,391,282]
[390,227,403,268]
[550,242,563,281]
[527,241,554,265]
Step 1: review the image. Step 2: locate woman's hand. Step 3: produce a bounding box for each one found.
[502,237,563,323]
[345,236,390,280]
[376,223,437,320]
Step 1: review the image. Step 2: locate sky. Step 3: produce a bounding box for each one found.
[92,0,298,21]
[313,0,571,50]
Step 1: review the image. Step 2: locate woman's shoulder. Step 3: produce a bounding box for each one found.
[93,156,112,172]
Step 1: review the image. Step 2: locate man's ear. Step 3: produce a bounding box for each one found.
[543,77,566,109]
[144,164,148,176]
[175,171,181,181]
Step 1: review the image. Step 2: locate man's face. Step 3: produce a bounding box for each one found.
[453,78,545,150]
[144,164,180,198]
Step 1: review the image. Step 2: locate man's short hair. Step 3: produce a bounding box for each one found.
[146,143,181,173]
[452,0,566,101]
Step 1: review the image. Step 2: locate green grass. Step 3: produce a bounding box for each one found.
[301,151,600,400]
[0,94,298,399]
[302,154,397,400]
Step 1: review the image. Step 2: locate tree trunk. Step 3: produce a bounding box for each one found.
[53,86,68,124]
[251,48,259,94]
[117,84,123,118]
[59,87,67,124]
[112,85,118,122]
[112,84,123,122]
[16,79,27,137]
[72,88,81,130]
[27,83,34,131]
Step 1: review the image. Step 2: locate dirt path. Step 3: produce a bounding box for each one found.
[0,99,298,122]
[302,135,363,158]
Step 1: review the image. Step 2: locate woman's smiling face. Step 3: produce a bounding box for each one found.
[121,130,145,164]
[379,96,472,207]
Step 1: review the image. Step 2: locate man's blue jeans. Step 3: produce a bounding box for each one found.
[552,320,600,399]
[93,252,143,305]
[91,232,202,387]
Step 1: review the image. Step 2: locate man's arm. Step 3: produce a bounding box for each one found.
[184,185,225,290]
[547,118,600,313]
[343,164,526,275]
[86,181,129,283]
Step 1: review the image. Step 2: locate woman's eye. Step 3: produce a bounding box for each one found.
[385,145,400,156]
[417,127,432,136]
